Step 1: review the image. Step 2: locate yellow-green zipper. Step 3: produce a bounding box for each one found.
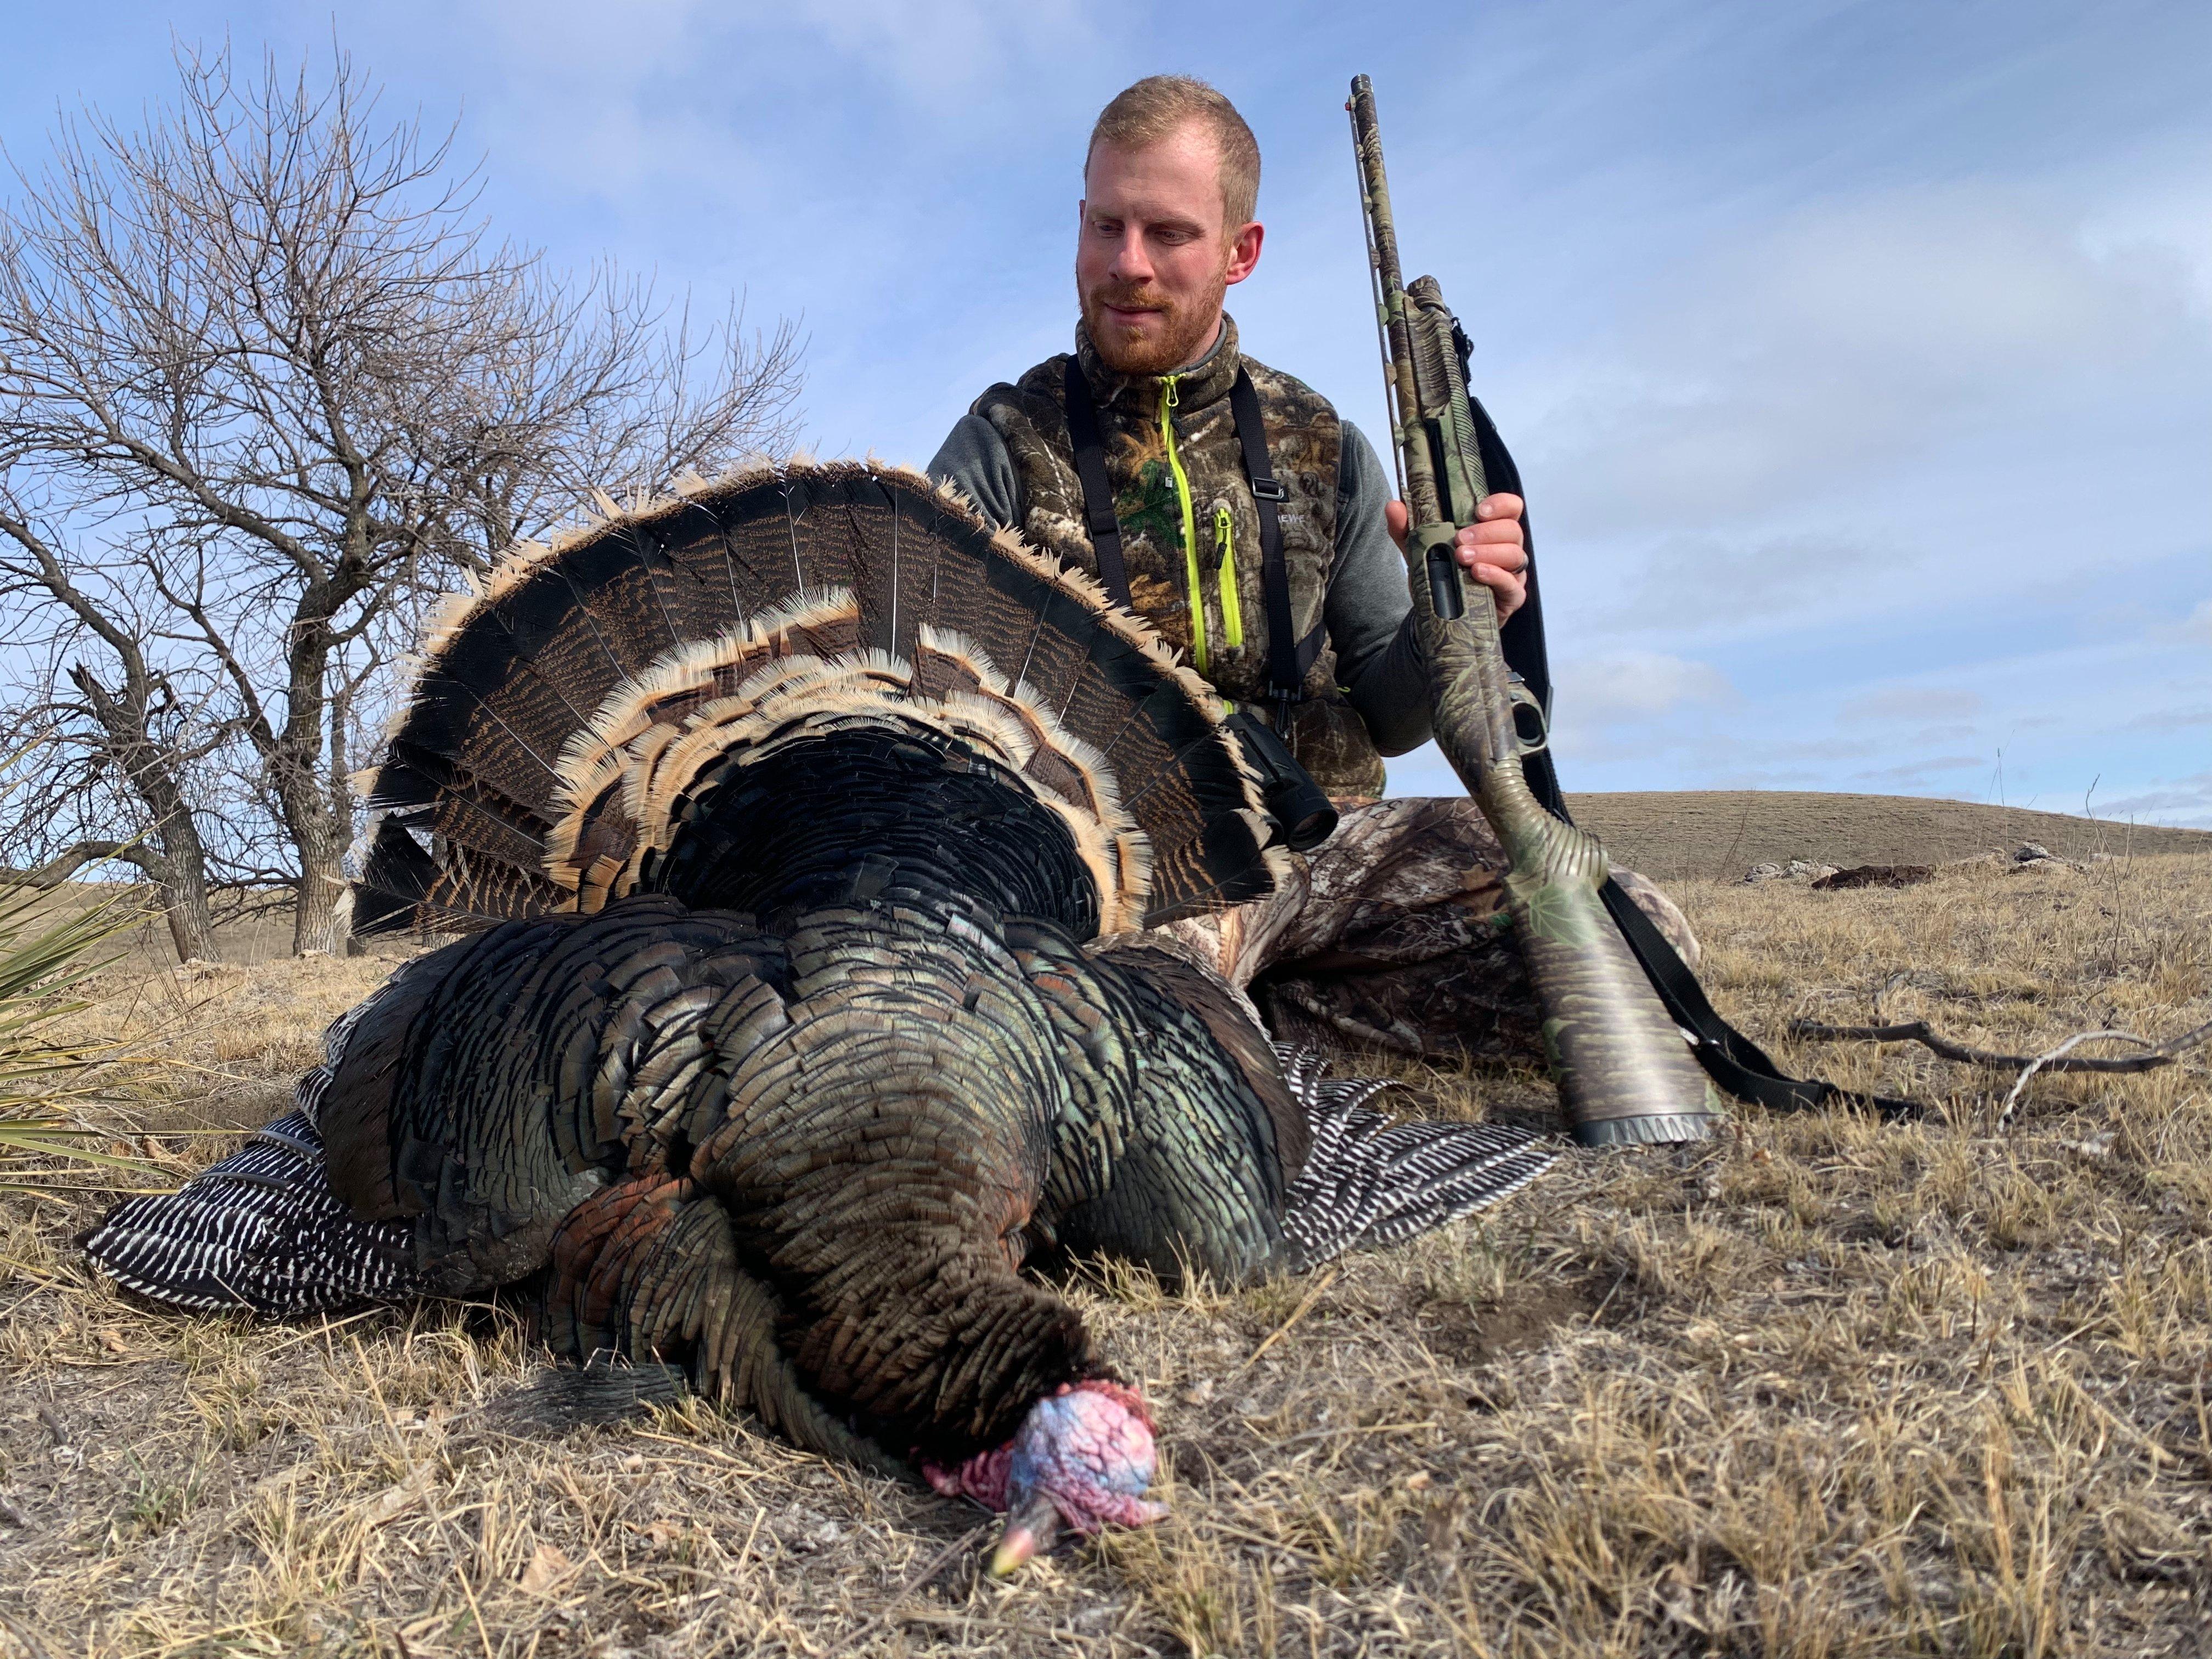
[1158,377,1207,673]
[1212,503,1243,650]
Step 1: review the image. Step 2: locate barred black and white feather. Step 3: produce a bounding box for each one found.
[1274,1046,1558,1270]
[81,979,423,1316]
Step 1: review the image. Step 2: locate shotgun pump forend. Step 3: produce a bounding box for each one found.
[1348,73,1722,1146]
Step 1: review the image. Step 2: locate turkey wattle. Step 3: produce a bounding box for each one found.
[82,462,1554,1562]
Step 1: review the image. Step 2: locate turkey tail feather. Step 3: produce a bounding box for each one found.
[79,1110,421,1316]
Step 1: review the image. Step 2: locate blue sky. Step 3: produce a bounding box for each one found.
[6,1,2207,823]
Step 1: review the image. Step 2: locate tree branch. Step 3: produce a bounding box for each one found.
[8,838,165,887]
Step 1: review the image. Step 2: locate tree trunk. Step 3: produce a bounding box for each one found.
[18,834,218,961]
[291,817,348,955]
[160,845,220,962]
[64,666,223,961]
[268,554,375,958]
[306,661,358,959]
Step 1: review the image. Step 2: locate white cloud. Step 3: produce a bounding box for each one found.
[2124,706,2212,733]
[462,0,1097,136]
[1528,180,2212,537]
[2080,148,2212,311]
[2100,774,2212,828]
[1840,686,1985,725]
[1850,755,1988,787]
[1603,529,1875,630]
[1556,651,1734,725]
[775,0,1098,109]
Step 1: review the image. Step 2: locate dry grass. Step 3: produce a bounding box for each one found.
[3,849,2210,1656]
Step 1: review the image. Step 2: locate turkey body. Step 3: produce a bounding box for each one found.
[84,461,1552,1481]
[315,882,1296,1466]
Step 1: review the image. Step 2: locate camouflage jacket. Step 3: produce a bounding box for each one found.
[953,319,1397,796]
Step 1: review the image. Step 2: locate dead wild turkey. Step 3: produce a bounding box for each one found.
[84,462,1552,1569]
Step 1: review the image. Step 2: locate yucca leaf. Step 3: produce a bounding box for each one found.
[0,1114,153,1170]
[0,879,160,1193]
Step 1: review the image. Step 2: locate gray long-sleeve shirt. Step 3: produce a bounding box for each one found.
[926,414,1432,754]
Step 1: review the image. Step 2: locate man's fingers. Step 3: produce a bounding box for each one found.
[1394,493,1527,619]
[1470,565,1527,622]
[1454,537,1526,572]
[1397,496,1526,573]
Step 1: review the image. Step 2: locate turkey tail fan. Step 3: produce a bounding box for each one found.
[356,461,1289,941]
[1272,1045,1559,1271]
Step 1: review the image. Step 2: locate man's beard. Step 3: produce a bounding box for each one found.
[1081,272,1228,376]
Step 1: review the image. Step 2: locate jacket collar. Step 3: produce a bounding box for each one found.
[1074,313,1241,417]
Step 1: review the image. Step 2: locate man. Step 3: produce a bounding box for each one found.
[929,75,1694,1065]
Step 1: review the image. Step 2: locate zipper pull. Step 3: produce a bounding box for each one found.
[1214,504,1243,648]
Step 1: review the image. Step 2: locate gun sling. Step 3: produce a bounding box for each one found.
[1060,358,1133,612]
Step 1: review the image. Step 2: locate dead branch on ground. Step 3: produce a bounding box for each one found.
[1787,1013,2211,1076]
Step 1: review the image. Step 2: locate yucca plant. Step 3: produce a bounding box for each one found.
[0,878,157,1199]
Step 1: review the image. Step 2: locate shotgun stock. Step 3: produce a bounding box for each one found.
[1348,74,1720,1146]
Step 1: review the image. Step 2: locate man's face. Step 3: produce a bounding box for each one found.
[1078,122,1263,376]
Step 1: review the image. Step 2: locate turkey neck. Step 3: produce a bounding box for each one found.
[689,878,1105,1460]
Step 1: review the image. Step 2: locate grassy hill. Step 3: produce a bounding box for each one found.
[1563,789,2212,881]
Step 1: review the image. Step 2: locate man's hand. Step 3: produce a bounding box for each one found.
[1385,494,1527,623]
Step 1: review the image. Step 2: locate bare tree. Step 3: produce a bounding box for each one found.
[0,556,235,961]
[0,42,802,957]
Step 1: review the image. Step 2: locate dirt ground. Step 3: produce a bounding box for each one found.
[1564,791,2210,882]
[1,844,2209,1657]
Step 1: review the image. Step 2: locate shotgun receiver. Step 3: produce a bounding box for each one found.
[1348,74,1720,1145]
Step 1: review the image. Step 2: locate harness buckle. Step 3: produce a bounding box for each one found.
[1249,478,1289,503]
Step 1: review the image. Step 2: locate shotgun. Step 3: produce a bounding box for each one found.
[1348,73,1721,1146]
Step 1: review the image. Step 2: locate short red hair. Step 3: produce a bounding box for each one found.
[1086,75,1261,228]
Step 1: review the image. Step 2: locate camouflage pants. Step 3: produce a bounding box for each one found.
[1162,797,1699,1068]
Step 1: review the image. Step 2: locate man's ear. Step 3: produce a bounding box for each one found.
[1224,221,1265,287]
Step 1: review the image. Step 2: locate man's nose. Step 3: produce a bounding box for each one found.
[1109,232,1154,283]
